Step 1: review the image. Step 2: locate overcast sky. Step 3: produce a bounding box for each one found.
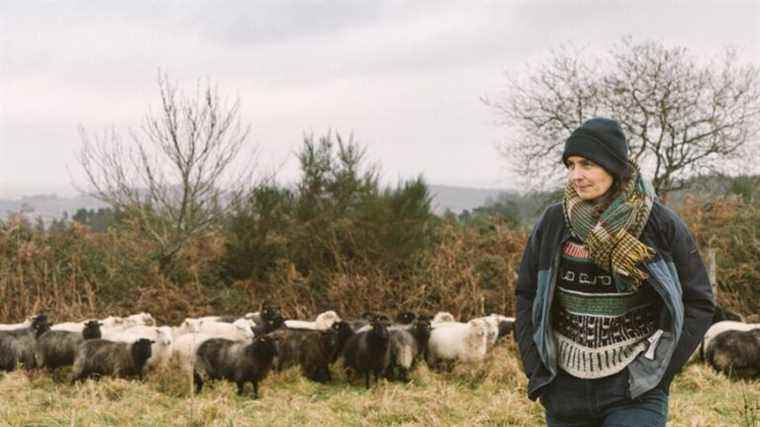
[2,0,759,198]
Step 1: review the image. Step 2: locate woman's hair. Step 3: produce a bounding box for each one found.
[592,162,634,216]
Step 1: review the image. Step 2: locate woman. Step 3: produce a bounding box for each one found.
[514,118,714,426]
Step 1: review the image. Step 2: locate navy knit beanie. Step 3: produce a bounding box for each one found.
[562,117,629,180]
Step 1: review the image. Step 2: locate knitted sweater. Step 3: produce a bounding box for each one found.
[551,237,658,379]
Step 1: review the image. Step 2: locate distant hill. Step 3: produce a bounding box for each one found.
[427,185,515,215]
[0,194,107,224]
[3,174,755,225]
[0,185,515,223]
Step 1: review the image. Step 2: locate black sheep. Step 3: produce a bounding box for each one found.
[194,335,277,399]
[497,320,515,340]
[247,303,282,325]
[712,305,745,323]
[395,311,417,325]
[252,313,285,336]
[342,319,390,389]
[0,314,50,371]
[38,320,102,370]
[270,320,352,383]
[70,338,154,383]
[706,328,760,379]
[299,329,339,382]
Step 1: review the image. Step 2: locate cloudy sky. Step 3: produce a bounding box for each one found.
[2,0,759,197]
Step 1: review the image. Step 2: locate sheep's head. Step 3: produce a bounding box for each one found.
[417,313,433,323]
[269,314,285,330]
[368,320,389,341]
[396,311,417,325]
[156,327,174,346]
[497,320,515,339]
[181,319,202,333]
[432,312,455,324]
[32,314,50,337]
[82,320,102,339]
[315,311,341,329]
[233,319,255,338]
[331,321,353,343]
[468,319,489,338]
[260,303,281,322]
[101,316,125,329]
[132,338,155,364]
[413,320,432,342]
[139,313,156,326]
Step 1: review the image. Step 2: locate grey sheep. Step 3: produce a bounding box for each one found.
[0,314,50,371]
[194,335,278,399]
[38,320,102,370]
[706,328,760,379]
[70,338,154,383]
[342,319,391,389]
[386,319,432,382]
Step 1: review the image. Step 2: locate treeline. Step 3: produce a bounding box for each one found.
[0,134,525,324]
[1,135,758,325]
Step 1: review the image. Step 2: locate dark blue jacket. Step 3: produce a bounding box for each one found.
[515,201,714,400]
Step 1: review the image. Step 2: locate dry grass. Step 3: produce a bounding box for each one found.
[0,342,756,427]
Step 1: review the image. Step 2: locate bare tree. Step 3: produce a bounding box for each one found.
[485,37,760,196]
[78,71,254,272]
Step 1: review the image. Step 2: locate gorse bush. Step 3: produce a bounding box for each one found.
[220,132,440,311]
[678,195,760,316]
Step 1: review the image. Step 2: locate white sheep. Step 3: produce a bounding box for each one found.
[52,312,155,334]
[284,310,341,330]
[472,314,515,348]
[170,332,217,374]
[174,318,254,341]
[0,316,34,331]
[431,311,456,326]
[99,325,175,371]
[51,320,102,333]
[471,316,500,347]
[427,319,489,367]
[124,312,156,327]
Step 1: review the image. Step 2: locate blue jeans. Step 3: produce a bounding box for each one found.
[540,369,668,427]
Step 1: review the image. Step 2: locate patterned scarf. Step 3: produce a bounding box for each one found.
[562,165,657,291]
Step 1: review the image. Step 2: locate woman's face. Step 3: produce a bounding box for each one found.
[565,155,614,201]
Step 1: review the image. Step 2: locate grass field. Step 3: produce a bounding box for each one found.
[0,341,757,427]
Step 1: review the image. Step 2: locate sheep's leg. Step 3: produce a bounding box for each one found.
[252,381,259,399]
[70,372,82,385]
[364,371,370,389]
[236,381,245,396]
[193,371,204,394]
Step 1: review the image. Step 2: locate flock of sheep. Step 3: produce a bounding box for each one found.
[0,307,515,399]
[1,304,756,401]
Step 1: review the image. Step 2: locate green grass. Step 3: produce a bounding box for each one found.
[0,342,756,426]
